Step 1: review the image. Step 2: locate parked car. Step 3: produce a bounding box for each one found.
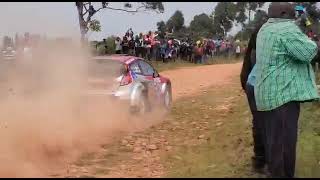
[88,55,172,114]
[1,46,16,60]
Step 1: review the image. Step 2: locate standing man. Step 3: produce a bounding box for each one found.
[144,34,152,61]
[115,37,122,54]
[255,2,319,178]
[235,44,241,58]
[240,17,268,173]
[121,36,129,54]
[193,41,203,64]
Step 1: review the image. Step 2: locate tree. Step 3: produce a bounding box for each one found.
[211,2,237,37]
[166,10,185,33]
[157,21,166,34]
[209,2,265,38]
[189,13,214,39]
[234,2,265,25]
[75,2,164,42]
[234,9,267,41]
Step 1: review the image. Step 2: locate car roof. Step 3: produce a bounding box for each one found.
[92,55,138,64]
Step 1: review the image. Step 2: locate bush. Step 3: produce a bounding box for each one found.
[90,36,116,56]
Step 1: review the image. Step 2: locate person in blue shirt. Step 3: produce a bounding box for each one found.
[240,17,268,173]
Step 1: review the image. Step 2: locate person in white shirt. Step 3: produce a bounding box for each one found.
[236,44,241,58]
[115,37,122,54]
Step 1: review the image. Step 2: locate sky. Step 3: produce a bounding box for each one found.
[0,2,269,41]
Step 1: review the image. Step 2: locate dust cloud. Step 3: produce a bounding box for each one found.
[0,40,166,177]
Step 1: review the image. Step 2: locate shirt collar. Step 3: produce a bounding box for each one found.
[267,18,295,23]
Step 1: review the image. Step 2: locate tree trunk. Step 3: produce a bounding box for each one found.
[76,2,87,44]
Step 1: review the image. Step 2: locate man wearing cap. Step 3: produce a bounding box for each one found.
[255,2,319,178]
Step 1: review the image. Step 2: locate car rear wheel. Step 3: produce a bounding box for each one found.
[163,87,172,111]
[130,92,150,115]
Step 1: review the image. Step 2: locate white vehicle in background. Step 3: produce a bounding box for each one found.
[1,46,16,60]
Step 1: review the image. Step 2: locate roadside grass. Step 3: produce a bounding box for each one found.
[161,78,261,178]
[296,71,320,178]
[162,77,320,178]
[297,102,320,177]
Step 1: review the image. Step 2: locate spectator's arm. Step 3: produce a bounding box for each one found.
[282,30,318,63]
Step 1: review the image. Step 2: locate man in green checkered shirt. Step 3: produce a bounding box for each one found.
[255,2,319,178]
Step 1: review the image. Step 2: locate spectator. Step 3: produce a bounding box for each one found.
[127,28,134,38]
[235,44,241,58]
[144,34,152,61]
[115,37,122,54]
[208,40,215,57]
[240,18,268,174]
[202,39,210,64]
[255,2,319,178]
[216,38,222,55]
[102,38,108,54]
[167,39,175,61]
[220,40,226,57]
[225,40,231,58]
[139,33,146,58]
[160,39,167,63]
[154,37,161,61]
[128,34,135,55]
[193,40,203,64]
[121,36,129,54]
[150,32,157,60]
[134,35,142,57]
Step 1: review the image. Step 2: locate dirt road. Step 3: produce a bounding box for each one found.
[161,63,242,100]
[54,62,243,178]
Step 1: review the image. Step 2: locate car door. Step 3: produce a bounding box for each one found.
[138,60,161,104]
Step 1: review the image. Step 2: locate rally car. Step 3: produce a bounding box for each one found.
[88,55,172,114]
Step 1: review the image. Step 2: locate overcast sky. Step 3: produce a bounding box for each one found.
[0,2,270,41]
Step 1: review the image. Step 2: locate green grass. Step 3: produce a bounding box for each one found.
[161,78,261,178]
[162,76,320,178]
[296,102,320,178]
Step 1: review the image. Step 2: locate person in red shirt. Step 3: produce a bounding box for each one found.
[193,41,204,64]
[150,32,156,60]
[144,34,152,61]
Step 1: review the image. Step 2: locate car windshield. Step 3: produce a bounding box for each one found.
[89,59,126,79]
